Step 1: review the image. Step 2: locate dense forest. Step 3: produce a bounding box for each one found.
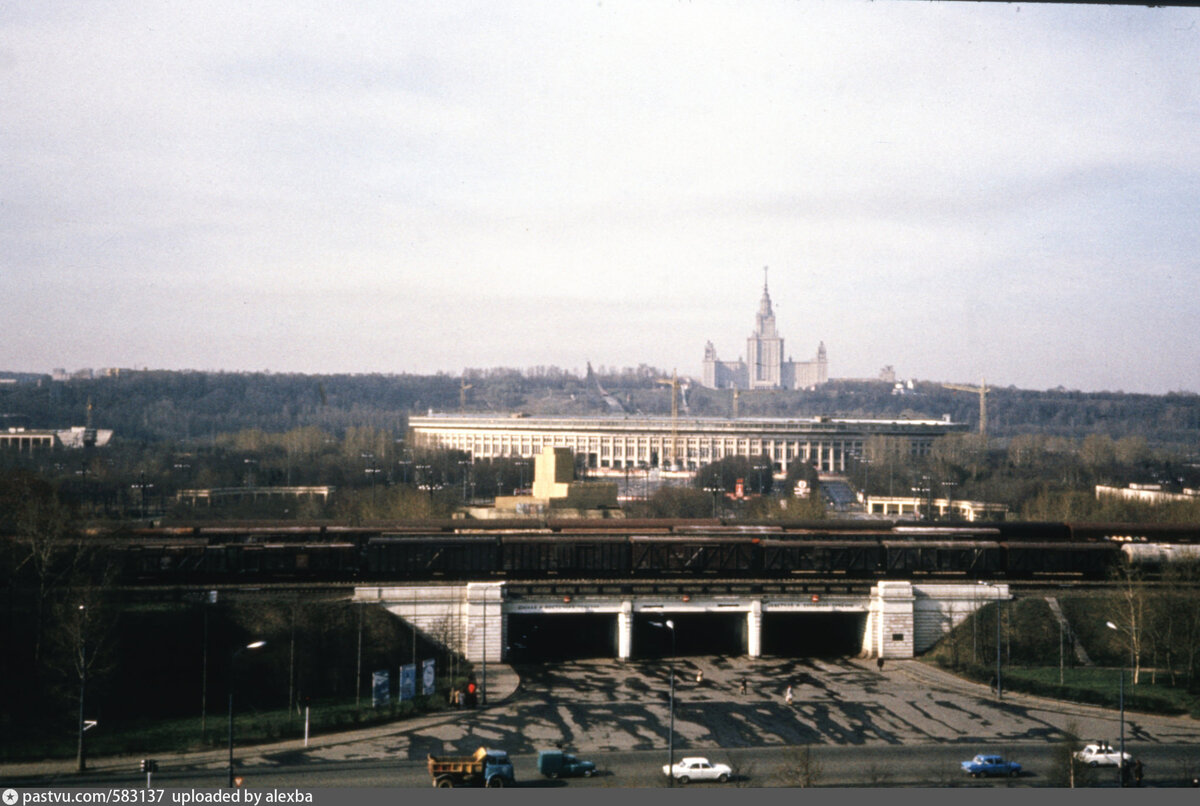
[3,367,1199,448]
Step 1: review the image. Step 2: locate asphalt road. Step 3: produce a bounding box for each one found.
[11,744,1200,788]
[7,656,1200,788]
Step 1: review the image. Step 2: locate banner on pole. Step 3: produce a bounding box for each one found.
[399,663,416,701]
[371,669,391,707]
[422,658,436,696]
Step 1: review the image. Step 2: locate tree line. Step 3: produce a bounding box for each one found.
[3,370,1198,448]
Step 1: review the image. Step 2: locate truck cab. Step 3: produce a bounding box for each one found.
[538,749,597,778]
[427,746,515,788]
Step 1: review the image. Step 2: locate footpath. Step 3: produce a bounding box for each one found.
[1,665,521,783]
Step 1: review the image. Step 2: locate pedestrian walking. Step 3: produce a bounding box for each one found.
[739,678,747,695]
[784,684,794,706]
[876,657,884,671]
[695,670,704,684]
[1134,759,1144,787]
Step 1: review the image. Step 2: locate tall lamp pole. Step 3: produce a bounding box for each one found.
[649,619,676,787]
[996,593,1002,700]
[228,640,266,788]
[977,582,1002,699]
[76,604,87,772]
[1105,621,1127,787]
[481,590,488,706]
[703,486,721,519]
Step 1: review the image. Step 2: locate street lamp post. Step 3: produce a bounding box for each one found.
[76,604,87,772]
[459,460,471,502]
[362,452,378,508]
[480,590,487,707]
[703,486,721,519]
[911,476,932,521]
[1106,621,1127,787]
[228,640,266,788]
[648,619,676,787]
[995,591,1001,700]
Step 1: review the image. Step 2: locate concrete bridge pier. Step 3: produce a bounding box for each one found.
[360,580,1010,664]
[617,601,633,660]
[748,599,763,658]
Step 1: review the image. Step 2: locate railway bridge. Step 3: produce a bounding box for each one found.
[356,578,1011,663]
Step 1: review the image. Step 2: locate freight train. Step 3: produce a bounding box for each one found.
[97,519,1200,585]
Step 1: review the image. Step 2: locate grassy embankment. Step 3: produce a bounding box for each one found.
[922,596,1200,718]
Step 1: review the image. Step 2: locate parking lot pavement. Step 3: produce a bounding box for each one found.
[10,657,1200,778]
[268,656,1200,765]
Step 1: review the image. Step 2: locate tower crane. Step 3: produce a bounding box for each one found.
[656,370,680,470]
[942,378,989,437]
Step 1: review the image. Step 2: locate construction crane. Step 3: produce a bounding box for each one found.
[656,370,680,470]
[942,378,989,437]
[459,376,474,411]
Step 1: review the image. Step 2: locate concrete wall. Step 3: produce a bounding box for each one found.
[912,582,1008,653]
[359,580,1008,663]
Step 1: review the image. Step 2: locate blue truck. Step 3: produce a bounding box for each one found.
[537,749,597,779]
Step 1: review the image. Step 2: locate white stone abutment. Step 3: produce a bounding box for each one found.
[355,581,1010,663]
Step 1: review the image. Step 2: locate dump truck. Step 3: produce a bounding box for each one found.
[427,746,515,788]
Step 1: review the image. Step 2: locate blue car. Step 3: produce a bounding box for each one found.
[961,754,1022,778]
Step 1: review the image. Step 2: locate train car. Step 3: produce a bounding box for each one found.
[1002,541,1121,577]
[995,521,1073,542]
[1120,542,1200,569]
[629,535,759,576]
[891,524,1003,539]
[1068,522,1200,544]
[366,535,501,579]
[776,520,900,534]
[671,524,782,535]
[761,539,884,576]
[500,534,631,577]
[881,540,1003,577]
[119,540,209,580]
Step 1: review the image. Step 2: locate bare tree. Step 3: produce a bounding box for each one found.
[775,745,823,787]
[426,607,464,683]
[14,494,76,665]
[1048,720,1095,788]
[1108,561,1146,684]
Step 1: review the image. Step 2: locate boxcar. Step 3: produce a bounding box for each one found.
[761,539,884,576]
[366,535,501,579]
[1002,541,1121,578]
[881,540,1002,577]
[500,534,630,577]
[629,535,759,576]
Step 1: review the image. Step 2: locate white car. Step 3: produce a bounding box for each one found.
[663,757,733,784]
[1075,743,1133,767]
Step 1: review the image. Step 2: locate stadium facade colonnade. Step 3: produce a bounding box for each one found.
[407,414,968,474]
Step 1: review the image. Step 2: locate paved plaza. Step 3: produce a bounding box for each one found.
[9,656,1200,781]
[248,657,1200,767]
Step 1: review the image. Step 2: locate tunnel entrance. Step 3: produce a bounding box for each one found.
[505,613,616,661]
[632,612,745,658]
[761,612,867,657]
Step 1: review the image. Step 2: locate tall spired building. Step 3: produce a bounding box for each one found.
[702,269,828,390]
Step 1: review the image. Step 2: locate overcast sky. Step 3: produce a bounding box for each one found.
[3,2,1199,393]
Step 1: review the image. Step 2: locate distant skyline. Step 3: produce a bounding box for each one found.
[3,2,1199,394]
